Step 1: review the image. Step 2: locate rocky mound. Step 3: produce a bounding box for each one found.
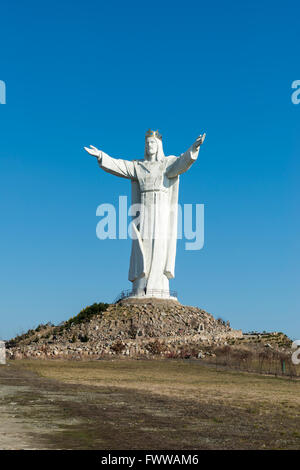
[7,301,243,360]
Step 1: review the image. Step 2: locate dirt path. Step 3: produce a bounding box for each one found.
[1,361,300,450]
[0,410,41,450]
[0,365,62,449]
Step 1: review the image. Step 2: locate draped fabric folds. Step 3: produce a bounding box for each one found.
[98,144,199,296]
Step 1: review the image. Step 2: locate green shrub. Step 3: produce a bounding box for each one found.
[64,303,109,328]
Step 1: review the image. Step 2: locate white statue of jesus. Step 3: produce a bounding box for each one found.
[85,130,205,299]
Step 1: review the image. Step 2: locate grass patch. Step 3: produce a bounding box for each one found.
[3,360,300,450]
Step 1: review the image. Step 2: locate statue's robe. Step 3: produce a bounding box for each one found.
[98,147,199,296]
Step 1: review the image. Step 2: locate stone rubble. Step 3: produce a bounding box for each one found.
[7,302,243,360]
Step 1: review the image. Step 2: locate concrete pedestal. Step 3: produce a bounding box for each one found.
[0,341,6,365]
[119,296,180,306]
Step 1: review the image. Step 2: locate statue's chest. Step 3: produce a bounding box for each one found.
[135,161,168,192]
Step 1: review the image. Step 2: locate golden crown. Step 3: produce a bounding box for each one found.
[145,129,162,140]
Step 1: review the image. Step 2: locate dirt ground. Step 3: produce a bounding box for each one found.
[0,360,300,450]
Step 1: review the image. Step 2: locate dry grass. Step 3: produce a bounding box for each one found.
[15,359,300,416]
[208,345,299,377]
[2,359,299,449]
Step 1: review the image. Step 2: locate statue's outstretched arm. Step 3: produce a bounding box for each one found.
[84,145,136,180]
[166,133,206,178]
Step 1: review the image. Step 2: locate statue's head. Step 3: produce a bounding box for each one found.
[144,129,165,161]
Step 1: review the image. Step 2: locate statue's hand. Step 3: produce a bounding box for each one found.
[84,145,101,158]
[192,133,206,151]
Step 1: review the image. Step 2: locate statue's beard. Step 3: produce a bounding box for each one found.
[145,152,156,161]
[144,138,164,161]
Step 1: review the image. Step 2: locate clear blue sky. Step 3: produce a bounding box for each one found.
[0,0,299,340]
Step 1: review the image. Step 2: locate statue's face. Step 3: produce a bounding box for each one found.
[145,137,157,159]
